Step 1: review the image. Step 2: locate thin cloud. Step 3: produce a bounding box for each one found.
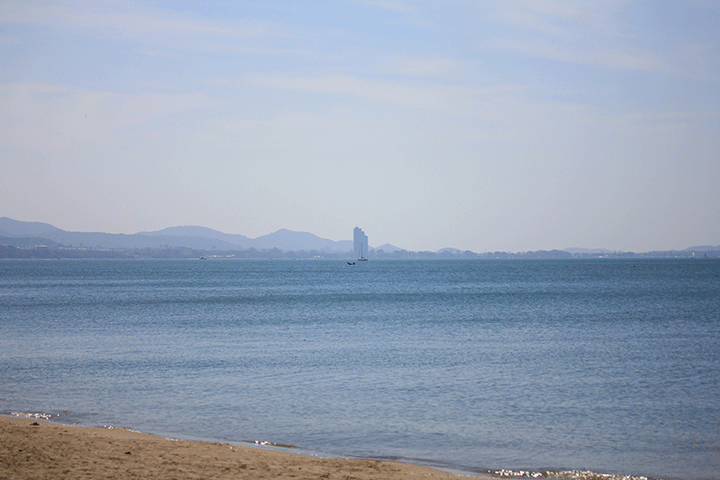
[0,1,293,51]
[1,3,203,33]
[490,1,674,73]
[352,0,413,13]
[496,38,671,73]
[591,49,671,72]
[234,74,446,109]
[390,56,469,79]
[218,73,497,113]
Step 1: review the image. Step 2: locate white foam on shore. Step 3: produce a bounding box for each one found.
[9,411,55,420]
[493,469,651,480]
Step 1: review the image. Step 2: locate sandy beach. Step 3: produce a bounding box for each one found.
[1,416,483,479]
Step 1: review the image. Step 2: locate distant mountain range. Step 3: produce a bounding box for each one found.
[1,217,718,258]
[0,217,364,252]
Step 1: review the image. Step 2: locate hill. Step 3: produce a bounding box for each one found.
[0,217,353,253]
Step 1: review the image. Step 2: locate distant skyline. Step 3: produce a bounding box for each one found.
[1,1,718,252]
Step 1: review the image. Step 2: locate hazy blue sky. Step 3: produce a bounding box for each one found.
[2,1,719,252]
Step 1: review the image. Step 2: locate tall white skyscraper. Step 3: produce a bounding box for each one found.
[353,227,368,260]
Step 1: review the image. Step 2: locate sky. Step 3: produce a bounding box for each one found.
[1,1,719,253]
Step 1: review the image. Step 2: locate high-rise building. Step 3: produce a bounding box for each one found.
[353,227,368,260]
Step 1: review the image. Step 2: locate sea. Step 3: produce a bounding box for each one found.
[1,258,719,480]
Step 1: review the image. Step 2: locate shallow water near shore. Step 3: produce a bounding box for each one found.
[1,259,719,479]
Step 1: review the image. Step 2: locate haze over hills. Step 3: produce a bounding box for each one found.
[1,217,718,258]
[0,217,358,253]
[0,218,63,237]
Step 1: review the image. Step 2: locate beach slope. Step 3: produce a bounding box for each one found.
[1,416,477,479]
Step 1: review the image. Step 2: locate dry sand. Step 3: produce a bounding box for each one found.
[1,416,485,479]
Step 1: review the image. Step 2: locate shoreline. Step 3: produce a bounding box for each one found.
[1,415,488,479]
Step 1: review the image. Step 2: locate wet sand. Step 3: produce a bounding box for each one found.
[1,416,484,479]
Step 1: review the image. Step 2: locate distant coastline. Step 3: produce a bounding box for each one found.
[1,217,718,259]
[2,244,718,260]
[3,238,718,260]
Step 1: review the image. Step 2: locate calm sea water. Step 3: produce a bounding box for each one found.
[1,259,719,479]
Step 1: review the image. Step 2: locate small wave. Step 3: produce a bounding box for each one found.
[9,412,55,420]
[254,440,294,448]
[493,469,651,480]
[105,426,144,434]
